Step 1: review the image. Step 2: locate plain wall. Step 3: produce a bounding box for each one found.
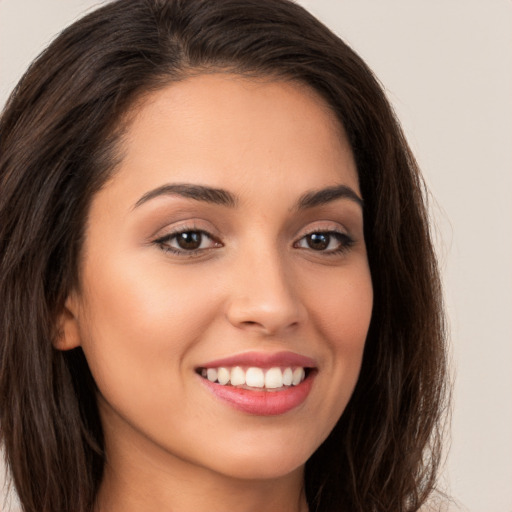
[1,1,511,511]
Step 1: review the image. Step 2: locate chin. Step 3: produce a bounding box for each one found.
[199,436,314,481]
[218,455,306,481]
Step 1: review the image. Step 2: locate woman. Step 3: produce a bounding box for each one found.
[0,0,448,511]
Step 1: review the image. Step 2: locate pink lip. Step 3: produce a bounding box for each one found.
[198,350,317,369]
[199,374,315,416]
[197,351,317,416]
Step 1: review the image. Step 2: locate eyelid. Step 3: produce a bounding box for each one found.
[295,220,351,239]
[150,217,219,240]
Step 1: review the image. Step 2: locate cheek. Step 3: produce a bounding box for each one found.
[305,261,373,349]
[76,253,223,393]
[301,262,373,419]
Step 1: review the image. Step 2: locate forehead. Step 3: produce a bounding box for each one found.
[108,73,359,202]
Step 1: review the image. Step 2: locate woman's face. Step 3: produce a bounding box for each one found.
[61,74,373,481]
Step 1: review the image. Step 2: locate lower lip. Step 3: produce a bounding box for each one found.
[199,373,315,416]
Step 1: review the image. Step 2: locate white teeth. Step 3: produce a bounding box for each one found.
[265,367,283,389]
[230,366,245,386]
[292,367,305,386]
[217,367,230,385]
[201,365,308,389]
[245,367,265,388]
[282,367,293,386]
[206,368,218,383]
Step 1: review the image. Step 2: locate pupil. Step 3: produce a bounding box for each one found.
[177,232,202,250]
[308,233,329,250]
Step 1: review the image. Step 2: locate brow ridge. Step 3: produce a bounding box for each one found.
[134,182,362,211]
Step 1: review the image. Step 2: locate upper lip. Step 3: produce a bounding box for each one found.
[197,350,317,369]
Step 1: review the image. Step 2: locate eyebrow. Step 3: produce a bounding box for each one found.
[133,183,237,209]
[133,182,363,210]
[296,184,363,210]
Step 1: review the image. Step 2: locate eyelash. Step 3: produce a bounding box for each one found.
[154,228,221,256]
[153,227,354,257]
[293,229,355,255]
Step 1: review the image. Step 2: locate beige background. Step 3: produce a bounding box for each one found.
[1,1,511,511]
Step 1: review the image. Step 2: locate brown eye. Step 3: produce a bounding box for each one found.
[175,231,203,250]
[295,231,354,254]
[155,229,221,255]
[305,233,330,251]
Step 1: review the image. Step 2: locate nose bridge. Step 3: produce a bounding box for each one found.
[225,239,303,334]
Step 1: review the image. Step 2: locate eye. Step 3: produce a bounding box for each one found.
[154,229,221,255]
[294,231,353,254]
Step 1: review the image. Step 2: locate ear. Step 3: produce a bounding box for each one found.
[53,294,82,351]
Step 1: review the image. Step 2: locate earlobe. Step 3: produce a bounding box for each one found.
[53,296,82,351]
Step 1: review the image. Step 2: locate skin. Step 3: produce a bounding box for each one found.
[57,74,373,512]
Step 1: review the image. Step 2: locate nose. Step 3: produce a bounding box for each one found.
[225,247,306,336]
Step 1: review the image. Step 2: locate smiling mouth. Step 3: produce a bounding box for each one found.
[196,366,312,391]
[196,353,317,415]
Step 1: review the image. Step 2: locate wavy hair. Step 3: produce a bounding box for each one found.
[0,1,448,511]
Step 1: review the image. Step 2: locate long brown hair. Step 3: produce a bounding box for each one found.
[0,1,448,511]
